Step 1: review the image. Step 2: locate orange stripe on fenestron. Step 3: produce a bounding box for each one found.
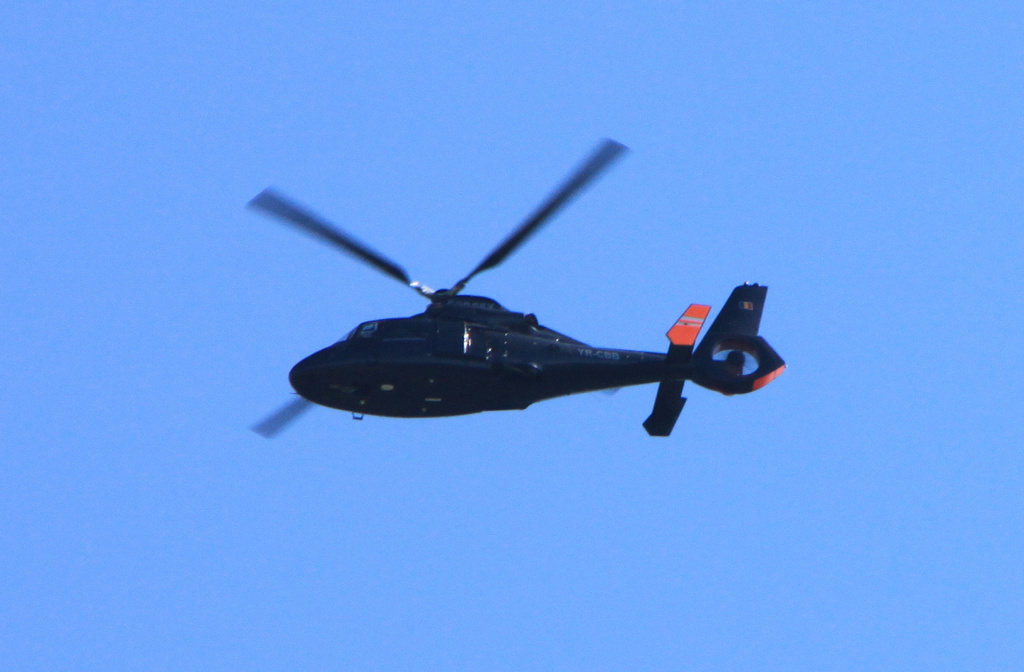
[752,365,786,390]
[667,304,712,345]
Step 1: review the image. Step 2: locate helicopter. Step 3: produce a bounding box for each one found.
[249,139,785,438]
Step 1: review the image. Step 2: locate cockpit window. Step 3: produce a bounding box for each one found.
[343,322,378,340]
[343,320,433,342]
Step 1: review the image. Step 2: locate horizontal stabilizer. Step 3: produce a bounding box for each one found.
[666,304,711,366]
[667,304,711,346]
[643,380,686,437]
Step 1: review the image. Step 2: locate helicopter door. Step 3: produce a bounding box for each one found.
[466,327,506,364]
[435,320,467,357]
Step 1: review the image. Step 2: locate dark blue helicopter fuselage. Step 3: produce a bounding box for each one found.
[288,296,667,418]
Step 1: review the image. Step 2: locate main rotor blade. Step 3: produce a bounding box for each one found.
[252,397,315,438]
[248,188,416,290]
[450,139,628,295]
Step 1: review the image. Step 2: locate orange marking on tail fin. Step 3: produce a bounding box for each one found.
[667,304,711,346]
[683,304,711,320]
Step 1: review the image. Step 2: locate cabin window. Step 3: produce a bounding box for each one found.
[379,320,427,340]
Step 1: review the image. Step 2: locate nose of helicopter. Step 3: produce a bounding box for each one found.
[287,343,369,408]
[288,351,327,400]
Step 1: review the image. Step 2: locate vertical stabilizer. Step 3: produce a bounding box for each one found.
[643,303,711,437]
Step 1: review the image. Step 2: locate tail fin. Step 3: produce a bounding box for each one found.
[701,283,766,338]
[643,303,710,437]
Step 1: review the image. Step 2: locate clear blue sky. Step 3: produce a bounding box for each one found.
[3,3,1022,670]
